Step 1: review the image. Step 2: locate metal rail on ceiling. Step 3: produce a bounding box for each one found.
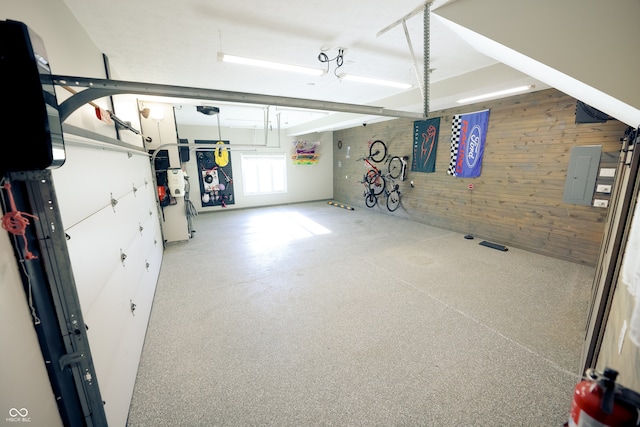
[49,75,425,124]
[377,1,433,118]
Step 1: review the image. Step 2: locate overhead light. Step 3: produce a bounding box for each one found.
[340,74,412,89]
[456,85,534,104]
[219,53,324,76]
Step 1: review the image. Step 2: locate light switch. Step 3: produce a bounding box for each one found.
[593,199,609,208]
[596,184,612,193]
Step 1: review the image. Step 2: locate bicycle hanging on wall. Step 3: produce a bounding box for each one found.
[387,154,409,181]
[358,140,387,206]
[382,174,402,212]
[358,139,408,212]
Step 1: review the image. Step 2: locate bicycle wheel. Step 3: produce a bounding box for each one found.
[369,140,387,163]
[388,156,403,179]
[367,172,385,195]
[386,188,401,212]
[365,192,377,208]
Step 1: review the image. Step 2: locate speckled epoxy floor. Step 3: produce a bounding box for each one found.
[127,201,593,426]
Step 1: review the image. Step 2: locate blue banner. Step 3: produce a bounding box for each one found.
[447,109,490,178]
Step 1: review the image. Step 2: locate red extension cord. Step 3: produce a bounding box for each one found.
[1,182,38,260]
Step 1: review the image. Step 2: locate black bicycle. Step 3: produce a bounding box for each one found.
[358,140,388,208]
[359,177,379,208]
[383,174,402,212]
[367,139,387,162]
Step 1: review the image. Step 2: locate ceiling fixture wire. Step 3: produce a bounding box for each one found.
[318,48,345,77]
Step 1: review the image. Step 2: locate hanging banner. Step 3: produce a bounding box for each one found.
[447,109,490,178]
[412,118,440,173]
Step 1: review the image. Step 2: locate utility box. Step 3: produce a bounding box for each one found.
[563,145,602,205]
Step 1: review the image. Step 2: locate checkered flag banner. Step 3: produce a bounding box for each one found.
[446,109,490,178]
[447,114,463,175]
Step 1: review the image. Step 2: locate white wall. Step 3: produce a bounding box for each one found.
[0,228,63,426]
[176,123,334,211]
[1,1,163,426]
[139,101,191,243]
[433,0,640,127]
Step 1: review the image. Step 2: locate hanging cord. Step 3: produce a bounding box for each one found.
[318,48,344,77]
[1,179,41,325]
[1,182,39,260]
[183,175,198,219]
[186,198,198,218]
[18,257,41,325]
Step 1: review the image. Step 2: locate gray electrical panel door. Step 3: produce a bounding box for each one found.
[562,145,602,205]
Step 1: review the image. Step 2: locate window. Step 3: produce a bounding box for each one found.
[241,154,287,195]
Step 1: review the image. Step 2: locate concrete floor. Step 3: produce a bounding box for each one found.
[127,201,593,426]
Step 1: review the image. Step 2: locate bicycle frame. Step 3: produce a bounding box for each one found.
[358,140,391,208]
[387,155,409,181]
[358,155,385,194]
[382,174,402,212]
[359,178,378,208]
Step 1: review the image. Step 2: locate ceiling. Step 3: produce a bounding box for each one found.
[60,0,548,135]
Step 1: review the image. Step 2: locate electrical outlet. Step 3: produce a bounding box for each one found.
[596,184,612,193]
[593,199,609,208]
[599,168,616,177]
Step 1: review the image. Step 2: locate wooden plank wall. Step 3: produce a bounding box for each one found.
[333,89,629,266]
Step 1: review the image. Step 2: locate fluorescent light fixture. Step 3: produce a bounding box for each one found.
[341,74,412,89]
[456,85,534,104]
[219,53,324,76]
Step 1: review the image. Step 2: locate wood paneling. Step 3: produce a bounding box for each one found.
[333,89,629,266]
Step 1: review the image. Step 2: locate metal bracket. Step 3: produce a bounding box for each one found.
[59,351,84,370]
[624,146,635,166]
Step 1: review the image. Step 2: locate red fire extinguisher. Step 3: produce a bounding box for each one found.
[567,368,640,427]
